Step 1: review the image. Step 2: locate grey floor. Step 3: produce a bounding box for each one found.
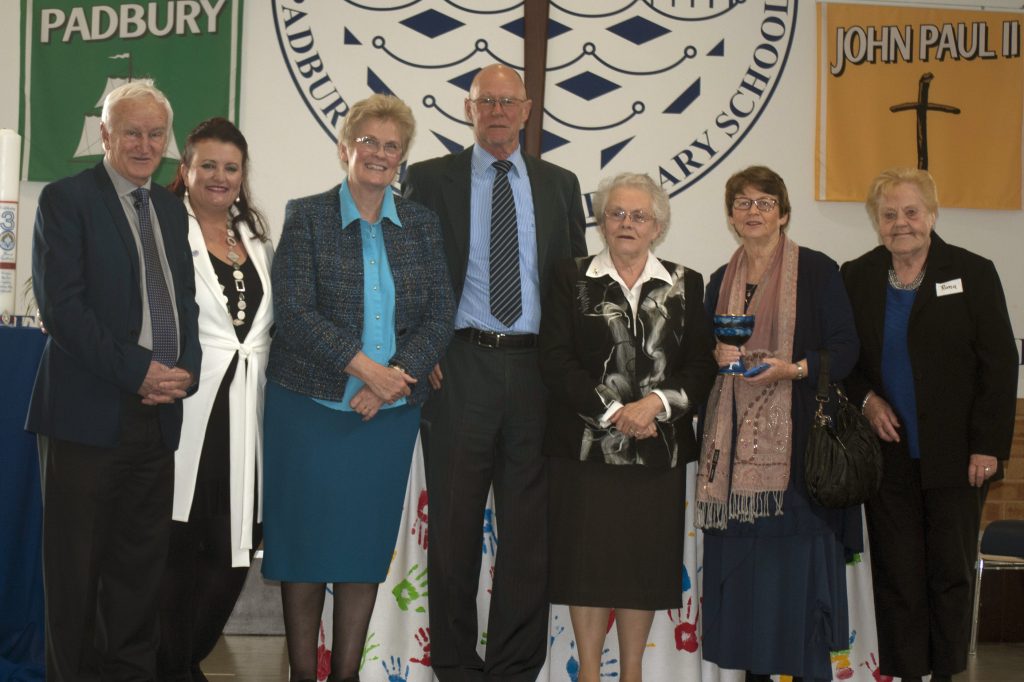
[202,637,1024,681]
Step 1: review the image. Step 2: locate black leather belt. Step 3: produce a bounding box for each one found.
[455,328,538,349]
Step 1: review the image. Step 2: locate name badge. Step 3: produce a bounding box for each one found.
[936,278,963,296]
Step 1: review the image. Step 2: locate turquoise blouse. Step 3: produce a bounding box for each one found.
[314,180,405,411]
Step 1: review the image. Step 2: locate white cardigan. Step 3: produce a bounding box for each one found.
[173,201,274,567]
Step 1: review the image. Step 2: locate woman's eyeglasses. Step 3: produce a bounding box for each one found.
[354,136,402,158]
[732,198,778,212]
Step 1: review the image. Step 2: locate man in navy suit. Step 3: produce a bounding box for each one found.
[404,64,587,681]
[27,82,201,681]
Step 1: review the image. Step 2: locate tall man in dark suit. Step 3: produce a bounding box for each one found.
[404,64,587,682]
[26,82,201,681]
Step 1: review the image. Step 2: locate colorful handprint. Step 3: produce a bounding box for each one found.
[391,563,429,613]
[668,597,698,653]
[411,488,428,550]
[409,627,431,666]
[381,655,410,682]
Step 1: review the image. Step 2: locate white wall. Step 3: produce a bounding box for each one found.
[3,1,1022,390]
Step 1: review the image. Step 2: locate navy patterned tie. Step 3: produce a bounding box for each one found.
[132,188,178,366]
[489,160,522,327]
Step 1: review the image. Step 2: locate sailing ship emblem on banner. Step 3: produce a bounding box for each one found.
[272,0,797,213]
[71,56,182,163]
[20,0,243,183]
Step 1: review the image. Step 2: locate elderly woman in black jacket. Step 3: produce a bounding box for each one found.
[842,168,1017,682]
[261,94,454,682]
[539,172,717,682]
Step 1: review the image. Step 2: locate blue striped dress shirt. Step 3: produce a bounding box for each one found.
[456,145,539,333]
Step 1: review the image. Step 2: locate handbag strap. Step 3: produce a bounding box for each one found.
[816,349,831,400]
[813,350,831,425]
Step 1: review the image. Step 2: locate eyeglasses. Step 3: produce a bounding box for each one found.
[732,197,778,212]
[604,208,652,225]
[353,136,402,158]
[469,96,527,109]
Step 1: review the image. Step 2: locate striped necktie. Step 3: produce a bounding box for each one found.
[131,187,178,366]
[489,159,522,327]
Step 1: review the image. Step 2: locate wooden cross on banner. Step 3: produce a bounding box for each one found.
[522,0,549,157]
[889,72,961,171]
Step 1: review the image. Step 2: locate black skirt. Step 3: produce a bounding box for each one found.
[548,456,686,610]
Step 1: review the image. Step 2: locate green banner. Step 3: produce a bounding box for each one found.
[20,0,244,183]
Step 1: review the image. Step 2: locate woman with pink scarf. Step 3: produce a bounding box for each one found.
[696,166,861,682]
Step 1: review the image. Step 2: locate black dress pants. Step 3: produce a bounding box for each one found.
[39,397,173,682]
[866,450,984,678]
[423,338,549,682]
[157,353,260,682]
[157,516,261,682]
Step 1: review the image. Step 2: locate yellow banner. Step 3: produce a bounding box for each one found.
[816,2,1023,209]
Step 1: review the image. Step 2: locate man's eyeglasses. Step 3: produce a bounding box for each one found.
[732,197,778,212]
[354,136,402,158]
[469,96,527,109]
[604,209,652,225]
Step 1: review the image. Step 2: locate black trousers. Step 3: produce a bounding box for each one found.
[865,450,984,678]
[157,354,260,682]
[38,397,173,682]
[156,517,260,682]
[423,338,549,682]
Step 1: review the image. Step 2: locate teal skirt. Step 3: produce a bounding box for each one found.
[261,381,420,583]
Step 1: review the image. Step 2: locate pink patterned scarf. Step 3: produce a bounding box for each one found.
[695,235,799,529]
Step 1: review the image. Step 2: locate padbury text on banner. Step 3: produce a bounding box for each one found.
[816,2,1023,209]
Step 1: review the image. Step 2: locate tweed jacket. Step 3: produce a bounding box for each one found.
[266,187,455,405]
[539,255,718,468]
[841,233,1018,487]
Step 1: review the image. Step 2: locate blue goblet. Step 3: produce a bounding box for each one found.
[713,314,755,375]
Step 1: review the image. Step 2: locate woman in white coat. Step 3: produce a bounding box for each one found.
[158,118,274,682]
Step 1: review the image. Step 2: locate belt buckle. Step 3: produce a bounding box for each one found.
[478,330,501,349]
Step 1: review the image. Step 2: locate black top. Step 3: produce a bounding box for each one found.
[208,254,264,342]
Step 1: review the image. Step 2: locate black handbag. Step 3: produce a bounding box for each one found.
[804,350,882,508]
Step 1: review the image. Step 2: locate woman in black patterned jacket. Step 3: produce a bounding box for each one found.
[539,172,717,682]
[261,94,454,682]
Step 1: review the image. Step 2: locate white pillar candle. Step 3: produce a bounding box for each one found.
[0,129,21,320]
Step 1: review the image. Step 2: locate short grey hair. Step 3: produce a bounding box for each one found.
[592,172,670,247]
[101,81,174,131]
[338,94,416,162]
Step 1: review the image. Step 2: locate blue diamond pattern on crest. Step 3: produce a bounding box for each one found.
[664,78,700,115]
[401,9,464,38]
[541,130,570,155]
[607,15,670,45]
[448,68,480,92]
[367,68,394,96]
[501,17,571,39]
[344,28,360,45]
[601,137,634,168]
[557,72,620,101]
[432,130,466,154]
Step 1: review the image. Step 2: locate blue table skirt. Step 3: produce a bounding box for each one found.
[0,325,46,681]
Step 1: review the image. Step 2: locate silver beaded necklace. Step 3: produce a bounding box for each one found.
[224,222,248,326]
[888,266,926,291]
